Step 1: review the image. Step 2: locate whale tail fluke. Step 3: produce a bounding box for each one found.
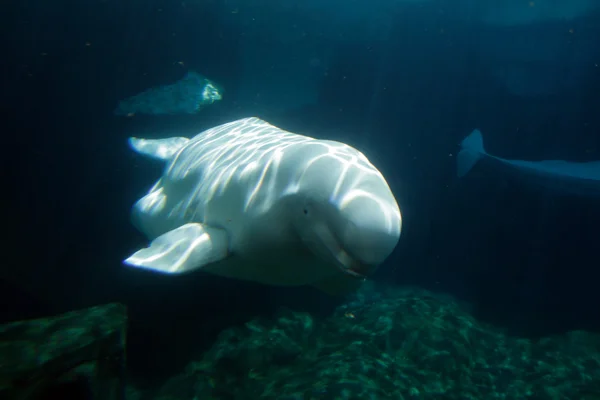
[457,129,486,177]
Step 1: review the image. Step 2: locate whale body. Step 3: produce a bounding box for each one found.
[114,71,222,116]
[124,117,402,294]
[457,129,600,196]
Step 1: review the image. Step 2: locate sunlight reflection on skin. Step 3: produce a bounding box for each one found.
[148,117,400,229]
[130,118,401,282]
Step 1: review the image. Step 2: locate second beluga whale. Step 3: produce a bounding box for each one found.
[125,117,402,294]
[457,129,600,196]
[114,71,223,116]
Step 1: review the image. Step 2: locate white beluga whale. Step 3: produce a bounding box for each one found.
[125,117,402,294]
[457,129,600,196]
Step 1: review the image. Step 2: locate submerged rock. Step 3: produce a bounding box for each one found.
[0,303,127,400]
[150,282,600,399]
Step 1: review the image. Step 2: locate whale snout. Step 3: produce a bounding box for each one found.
[295,186,401,280]
[339,195,402,273]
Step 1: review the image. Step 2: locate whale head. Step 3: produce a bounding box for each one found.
[288,142,402,279]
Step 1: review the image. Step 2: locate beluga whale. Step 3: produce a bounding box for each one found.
[114,71,223,116]
[124,117,402,294]
[457,129,600,196]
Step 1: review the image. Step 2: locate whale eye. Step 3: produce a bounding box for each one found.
[301,199,313,217]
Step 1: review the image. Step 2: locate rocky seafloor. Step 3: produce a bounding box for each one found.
[0,302,127,400]
[132,282,600,400]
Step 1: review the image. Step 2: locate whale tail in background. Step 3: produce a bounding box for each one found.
[457,129,487,177]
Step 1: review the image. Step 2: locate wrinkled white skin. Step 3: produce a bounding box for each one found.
[128,117,401,287]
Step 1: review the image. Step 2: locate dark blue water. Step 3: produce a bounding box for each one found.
[2,0,600,395]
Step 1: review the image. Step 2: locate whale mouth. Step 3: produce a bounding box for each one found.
[332,248,367,279]
[337,265,366,279]
[304,222,368,279]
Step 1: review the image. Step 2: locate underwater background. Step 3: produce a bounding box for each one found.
[2,0,600,399]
